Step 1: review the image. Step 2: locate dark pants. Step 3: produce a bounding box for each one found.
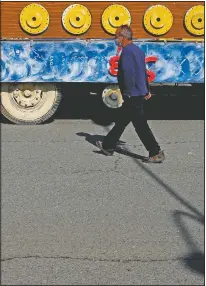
[103,96,160,156]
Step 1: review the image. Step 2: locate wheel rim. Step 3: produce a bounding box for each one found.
[1,83,57,121]
[102,85,123,108]
[12,86,44,108]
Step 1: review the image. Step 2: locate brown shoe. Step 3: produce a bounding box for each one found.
[143,150,165,163]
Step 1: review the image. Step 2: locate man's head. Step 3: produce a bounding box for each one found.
[115,25,133,47]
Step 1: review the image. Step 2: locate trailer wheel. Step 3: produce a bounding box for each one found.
[102,85,123,108]
[1,83,62,124]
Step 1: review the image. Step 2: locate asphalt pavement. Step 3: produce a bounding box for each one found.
[1,118,204,285]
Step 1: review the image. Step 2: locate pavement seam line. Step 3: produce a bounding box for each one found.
[1,255,204,263]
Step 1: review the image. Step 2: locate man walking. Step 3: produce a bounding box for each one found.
[96,25,165,163]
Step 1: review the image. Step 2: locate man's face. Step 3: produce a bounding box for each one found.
[115,29,123,47]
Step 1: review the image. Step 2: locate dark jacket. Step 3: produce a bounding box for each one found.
[117,43,150,98]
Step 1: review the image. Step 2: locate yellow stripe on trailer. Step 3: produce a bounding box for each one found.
[158,38,204,42]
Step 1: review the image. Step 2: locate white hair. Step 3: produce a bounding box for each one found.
[119,25,133,40]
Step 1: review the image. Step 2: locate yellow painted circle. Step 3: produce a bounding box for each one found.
[62,4,92,35]
[26,11,42,28]
[102,5,131,35]
[185,5,204,36]
[20,4,49,35]
[143,5,173,36]
[69,12,85,28]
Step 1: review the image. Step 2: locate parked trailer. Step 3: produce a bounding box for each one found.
[1,1,204,124]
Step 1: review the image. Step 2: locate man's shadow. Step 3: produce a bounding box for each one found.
[76,132,147,160]
[77,131,204,275]
[172,210,204,275]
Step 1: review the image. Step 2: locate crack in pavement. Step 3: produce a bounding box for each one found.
[1,255,204,263]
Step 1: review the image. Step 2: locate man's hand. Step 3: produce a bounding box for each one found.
[144,92,152,100]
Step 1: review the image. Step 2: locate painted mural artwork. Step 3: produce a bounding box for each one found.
[1,40,204,83]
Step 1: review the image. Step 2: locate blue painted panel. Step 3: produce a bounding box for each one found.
[1,40,204,83]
